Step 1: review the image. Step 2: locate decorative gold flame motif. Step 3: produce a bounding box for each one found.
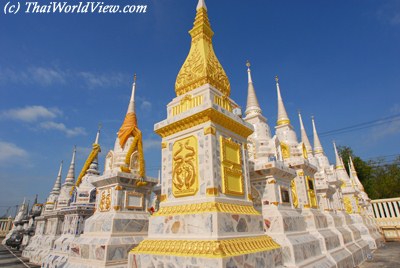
[99,189,111,212]
[175,5,230,96]
[172,136,198,197]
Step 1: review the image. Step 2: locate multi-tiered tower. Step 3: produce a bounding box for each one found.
[129,1,282,267]
[333,142,371,257]
[275,78,360,267]
[346,157,384,249]
[43,128,102,268]
[29,148,77,265]
[65,76,157,268]
[245,64,336,267]
[22,161,63,261]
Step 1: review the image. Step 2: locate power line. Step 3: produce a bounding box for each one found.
[308,113,400,138]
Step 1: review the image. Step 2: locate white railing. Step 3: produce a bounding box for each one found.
[0,217,13,238]
[371,197,400,241]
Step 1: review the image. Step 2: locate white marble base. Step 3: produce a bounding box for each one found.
[64,211,148,268]
[262,206,335,268]
[336,211,371,262]
[349,214,384,250]
[324,211,364,267]
[129,247,283,268]
[301,208,354,268]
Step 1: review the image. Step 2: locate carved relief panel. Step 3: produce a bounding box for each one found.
[172,136,199,197]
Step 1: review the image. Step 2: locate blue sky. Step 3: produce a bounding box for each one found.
[1,0,399,216]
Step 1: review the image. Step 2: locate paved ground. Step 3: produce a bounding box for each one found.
[360,242,400,268]
[0,239,399,267]
[0,243,39,268]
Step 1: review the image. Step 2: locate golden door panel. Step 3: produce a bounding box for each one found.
[291,179,298,208]
[343,196,353,214]
[172,136,199,197]
[306,177,318,208]
[280,142,290,159]
[220,136,244,196]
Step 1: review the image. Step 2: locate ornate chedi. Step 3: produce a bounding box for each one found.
[22,161,63,261]
[65,76,157,268]
[245,64,331,267]
[274,77,354,268]
[3,198,29,248]
[129,2,282,268]
[43,128,102,268]
[346,157,384,249]
[333,142,371,258]
[29,148,77,265]
[309,117,363,267]
[21,195,42,251]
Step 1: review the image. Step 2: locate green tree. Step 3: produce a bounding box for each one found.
[338,146,400,200]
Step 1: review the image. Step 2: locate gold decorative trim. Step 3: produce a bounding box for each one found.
[131,236,280,258]
[161,142,167,149]
[277,119,290,126]
[154,202,260,216]
[247,194,253,201]
[155,108,253,139]
[99,189,111,212]
[159,194,167,202]
[204,126,216,136]
[114,206,121,211]
[172,95,203,116]
[271,202,279,206]
[206,187,218,196]
[214,95,232,112]
[115,185,123,191]
[268,179,276,184]
[297,171,304,176]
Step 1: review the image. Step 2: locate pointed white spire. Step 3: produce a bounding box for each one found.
[275,76,290,126]
[298,112,312,153]
[349,156,364,191]
[157,169,161,185]
[87,126,101,175]
[333,141,344,169]
[95,123,101,145]
[126,74,137,114]
[197,0,207,11]
[65,146,76,184]
[311,116,324,155]
[50,161,63,195]
[245,61,262,116]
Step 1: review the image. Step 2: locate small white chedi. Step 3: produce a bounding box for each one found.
[65,75,157,268]
[42,128,101,268]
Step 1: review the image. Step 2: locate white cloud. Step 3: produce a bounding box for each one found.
[140,100,152,111]
[0,65,126,89]
[143,138,161,151]
[0,105,62,122]
[0,141,28,162]
[78,71,126,89]
[29,67,66,86]
[377,2,400,26]
[39,121,87,137]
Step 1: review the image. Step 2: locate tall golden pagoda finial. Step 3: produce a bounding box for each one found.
[175,0,230,96]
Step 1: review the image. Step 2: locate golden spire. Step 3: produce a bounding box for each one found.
[118,74,138,148]
[175,0,230,96]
